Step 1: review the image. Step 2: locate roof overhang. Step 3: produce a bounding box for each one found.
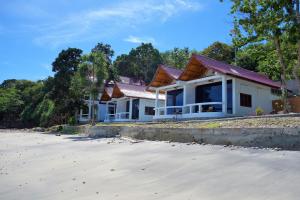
[148,65,177,87]
[178,55,209,81]
[111,84,124,98]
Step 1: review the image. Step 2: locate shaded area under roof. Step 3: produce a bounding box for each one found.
[148,65,183,87]
[100,87,113,102]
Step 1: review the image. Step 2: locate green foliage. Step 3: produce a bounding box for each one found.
[78,51,109,124]
[67,116,77,125]
[114,43,162,83]
[255,107,264,116]
[201,41,235,64]
[161,47,191,69]
[34,98,55,127]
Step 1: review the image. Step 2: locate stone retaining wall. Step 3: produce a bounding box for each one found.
[82,126,300,150]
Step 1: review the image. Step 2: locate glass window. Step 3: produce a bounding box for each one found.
[240,93,252,107]
[195,80,232,113]
[145,107,155,115]
[166,89,183,114]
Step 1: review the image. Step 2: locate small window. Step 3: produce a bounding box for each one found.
[145,107,155,115]
[240,93,252,107]
[271,88,281,96]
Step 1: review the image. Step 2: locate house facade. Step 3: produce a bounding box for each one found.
[148,54,281,120]
[78,76,147,123]
[102,82,165,122]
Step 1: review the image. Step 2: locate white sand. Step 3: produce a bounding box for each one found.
[1,131,300,200]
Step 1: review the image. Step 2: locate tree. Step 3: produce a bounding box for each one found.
[77,52,109,125]
[114,43,162,83]
[201,41,235,64]
[0,87,23,127]
[227,0,300,112]
[161,47,191,69]
[92,43,118,82]
[51,48,83,123]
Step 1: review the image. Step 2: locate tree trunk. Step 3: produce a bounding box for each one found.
[274,36,289,113]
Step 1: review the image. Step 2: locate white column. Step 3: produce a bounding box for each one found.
[222,75,227,114]
[183,85,187,105]
[164,90,167,115]
[105,101,109,119]
[232,78,236,115]
[129,98,133,120]
[155,89,159,116]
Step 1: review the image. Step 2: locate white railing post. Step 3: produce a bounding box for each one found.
[222,75,227,114]
[129,98,133,120]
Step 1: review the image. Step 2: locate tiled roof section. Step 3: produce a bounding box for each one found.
[119,76,145,86]
[116,82,165,100]
[160,65,183,79]
[191,54,281,88]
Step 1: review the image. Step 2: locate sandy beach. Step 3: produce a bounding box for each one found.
[1,130,300,200]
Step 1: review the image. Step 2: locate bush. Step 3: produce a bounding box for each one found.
[255,107,264,116]
[67,116,76,125]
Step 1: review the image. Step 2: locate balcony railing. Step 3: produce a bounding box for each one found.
[115,112,130,120]
[105,112,130,121]
[155,102,223,117]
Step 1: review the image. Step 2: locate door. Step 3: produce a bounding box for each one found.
[132,99,140,120]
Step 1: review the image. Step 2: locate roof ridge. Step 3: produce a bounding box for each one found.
[195,54,269,78]
[161,64,183,72]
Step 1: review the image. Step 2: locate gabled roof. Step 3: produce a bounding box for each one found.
[100,87,113,101]
[112,82,165,100]
[148,64,183,87]
[179,54,281,88]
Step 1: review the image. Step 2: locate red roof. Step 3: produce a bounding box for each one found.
[160,65,183,79]
[115,83,165,100]
[186,54,281,88]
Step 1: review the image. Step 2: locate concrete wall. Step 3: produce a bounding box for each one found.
[82,125,300,150]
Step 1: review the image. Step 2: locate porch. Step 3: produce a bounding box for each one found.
[104,97,139,122]
[153,74,235,120]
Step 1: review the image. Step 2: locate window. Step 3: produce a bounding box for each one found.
[271,88,281,96]
[240,93,252,107]
[195,80,232,113]
[166,89,183,114]
[145,106,155,115]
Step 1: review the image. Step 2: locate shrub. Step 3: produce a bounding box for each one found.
[67,116,76,125]
[255,107,264,116]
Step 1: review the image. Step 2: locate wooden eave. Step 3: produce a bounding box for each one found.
[148,65,175,87]
[179,56,208,81]
[111,84,124,98]
[100,89,111,101]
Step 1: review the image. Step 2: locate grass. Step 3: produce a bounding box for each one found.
[196,122,221,129]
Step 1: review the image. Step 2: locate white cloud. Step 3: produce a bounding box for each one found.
[28,0,202,47]
[124,36,156,44]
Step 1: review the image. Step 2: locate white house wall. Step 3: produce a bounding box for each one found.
[184,84,195,104]
[98,103,106,121]
[139,98,164,121]
[116,100,127,113]
[233,77,279,115]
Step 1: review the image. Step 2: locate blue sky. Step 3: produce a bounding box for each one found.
[0,0,233,82]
